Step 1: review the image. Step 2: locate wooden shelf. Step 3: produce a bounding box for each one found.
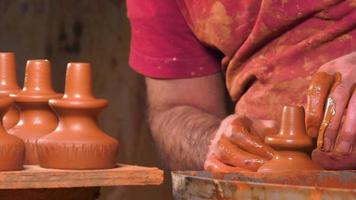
[0,164,163,189]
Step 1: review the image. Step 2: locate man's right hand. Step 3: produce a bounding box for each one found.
[204,115,275,173]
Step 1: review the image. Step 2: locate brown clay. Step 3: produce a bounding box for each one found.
[8,60,61,165]
[0,53,21,130]
[317,97,336,150]
[258,106,322,172]
[305,72,334,137]
[37,63,119,170]
[230,118,275,160]
[0,96,25,171]
[317,73,341,150]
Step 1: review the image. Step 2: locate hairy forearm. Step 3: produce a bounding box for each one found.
[148,105,221,170]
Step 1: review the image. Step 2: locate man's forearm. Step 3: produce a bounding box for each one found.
[149,105,221,170]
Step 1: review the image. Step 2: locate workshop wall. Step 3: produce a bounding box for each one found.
[0,0,171,199]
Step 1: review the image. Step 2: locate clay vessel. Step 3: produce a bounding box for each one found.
[8,60,61,165]
[0,96,25,171]
[37,63,119,170]
[258,106,322,172]
[0,53,21,130]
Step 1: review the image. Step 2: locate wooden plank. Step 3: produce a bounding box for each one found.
[0,164,163,189]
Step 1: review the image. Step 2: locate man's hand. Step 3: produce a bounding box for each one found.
[146,74,228,170]
[306,52,356,170]
[204,115,275,173]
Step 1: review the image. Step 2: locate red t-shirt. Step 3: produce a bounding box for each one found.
[127,0,222,78]
[127,0,356,122]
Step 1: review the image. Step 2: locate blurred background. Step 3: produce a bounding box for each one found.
[0,0,171,199]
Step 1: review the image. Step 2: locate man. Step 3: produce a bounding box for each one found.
[127,0,356,171]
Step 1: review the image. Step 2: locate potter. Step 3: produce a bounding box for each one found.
[8,60,61,165]
[126,0,356,172]
[37,63,119,170]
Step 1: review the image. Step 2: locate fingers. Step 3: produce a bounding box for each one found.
[334,87,356,154]
[206,115,275,173]
[228,118,275,159]
[312,149,356,170]
[210,115,239,146]
[204,154,252,174]
[318,74,353,151]
[306,72,334,137]
[216,137,267,171]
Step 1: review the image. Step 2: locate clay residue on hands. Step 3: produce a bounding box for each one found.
[204,154,250,176]
[317,72,341,151]
[306,72,334,137]
[312,149,356,170]
[218,137,266,171]
[317,97,336,150]
[230,118,275,160]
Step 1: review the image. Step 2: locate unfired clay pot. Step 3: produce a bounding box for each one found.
[37,63,119,170]
[0,96,25,171]
[0,53,21,130]
[8,60,61,165]
[258,106,322,172]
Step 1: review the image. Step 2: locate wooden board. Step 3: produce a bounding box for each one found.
[0,164,163,189]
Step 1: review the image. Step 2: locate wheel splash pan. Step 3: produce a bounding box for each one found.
[172,170,356,200]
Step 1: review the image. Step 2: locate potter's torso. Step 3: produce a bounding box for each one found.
[177,0,356,122]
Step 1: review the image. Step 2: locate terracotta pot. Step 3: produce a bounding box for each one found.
[8,60,61,165]
[0,52,21,130]
[37,63,119,170]
[258,106,322,172]
[0,96,25,171]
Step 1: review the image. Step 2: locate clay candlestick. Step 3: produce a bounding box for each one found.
[258,106,322,172]
[37,63,119,170]
[0,53,21,130]
[8,60,61,165]
[0,96,25,171]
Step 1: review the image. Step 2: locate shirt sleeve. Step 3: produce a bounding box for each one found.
[126,0,221,79]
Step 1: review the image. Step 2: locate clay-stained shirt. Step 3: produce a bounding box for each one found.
[127,0,356,122]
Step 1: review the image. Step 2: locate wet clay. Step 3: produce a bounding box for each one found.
[37,63,119,170]
[257,151,321,173]
[317,73,341,150]
[0,96,25,171]
[306,72,334,137]
[230,118,275,160]
[317,97,336,150]
[8,60,61,165]
[258,106,322,172]
[0,53,21,130]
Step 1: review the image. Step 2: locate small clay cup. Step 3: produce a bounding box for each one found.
[0,96,25,171]
[37,63,118,170]
[8,60,61,165]
[258,106,322,172]
[0,52,21,130]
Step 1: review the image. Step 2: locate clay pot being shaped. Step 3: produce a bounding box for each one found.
[37,63,119,170]
[0,96,25,171]
[0,53,21,130]
[8,60,61,165]
[258,106,322,172]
